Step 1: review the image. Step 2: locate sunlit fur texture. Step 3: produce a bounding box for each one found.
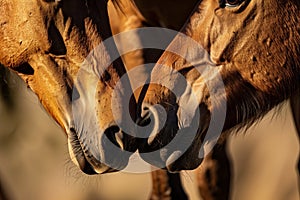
[0,0,137,174]
[138,0,300,171]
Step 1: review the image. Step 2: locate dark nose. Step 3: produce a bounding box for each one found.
[104,125,123,149]
[102,125,139,169]
[69,125,135,174]
[136,103,167,145]
[137,105,152,127]
[136,103,181,169]
[103,125,139,153]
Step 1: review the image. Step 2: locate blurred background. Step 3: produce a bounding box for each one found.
[0,65,299,200]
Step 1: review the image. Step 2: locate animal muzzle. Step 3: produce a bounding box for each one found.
[137,101,205,172]
[67,125,138,175]
[68,74,139,174]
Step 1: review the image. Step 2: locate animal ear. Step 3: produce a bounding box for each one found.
[290,90,300,135]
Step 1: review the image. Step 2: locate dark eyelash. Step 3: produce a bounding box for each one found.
[219,0,244,8]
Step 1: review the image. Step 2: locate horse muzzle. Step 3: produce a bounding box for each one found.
[67,125,137,174]
[137,101,205,172]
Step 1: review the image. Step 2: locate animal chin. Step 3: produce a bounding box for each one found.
[138,116,205,171]
[67,128,117,175]
[165,147,204,172]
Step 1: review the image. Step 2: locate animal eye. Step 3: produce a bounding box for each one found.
[220,0,244,8]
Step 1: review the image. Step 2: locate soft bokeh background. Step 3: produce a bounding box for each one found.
[0,67,299,200]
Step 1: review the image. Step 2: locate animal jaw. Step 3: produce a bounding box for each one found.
[0,0,139,174]
[138,0,300,171]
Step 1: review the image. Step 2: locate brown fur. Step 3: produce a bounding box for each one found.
[1,0,299,199]
[73,0,300,199]
[111,1,300,199]
[0,0,138,174]
[137,0,300,172]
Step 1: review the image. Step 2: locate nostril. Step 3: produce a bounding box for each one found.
[105,125,120,134]
[104,126,123,148]
[137,103,168,145]
[137,106,152,127]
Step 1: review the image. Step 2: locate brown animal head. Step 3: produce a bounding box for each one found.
[0,0,138,174]
[138,0,300,171]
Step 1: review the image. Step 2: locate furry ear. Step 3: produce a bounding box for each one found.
[290,89,300,135]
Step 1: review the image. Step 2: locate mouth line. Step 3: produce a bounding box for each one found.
[138,123,206,171]
[68,128,114,174]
